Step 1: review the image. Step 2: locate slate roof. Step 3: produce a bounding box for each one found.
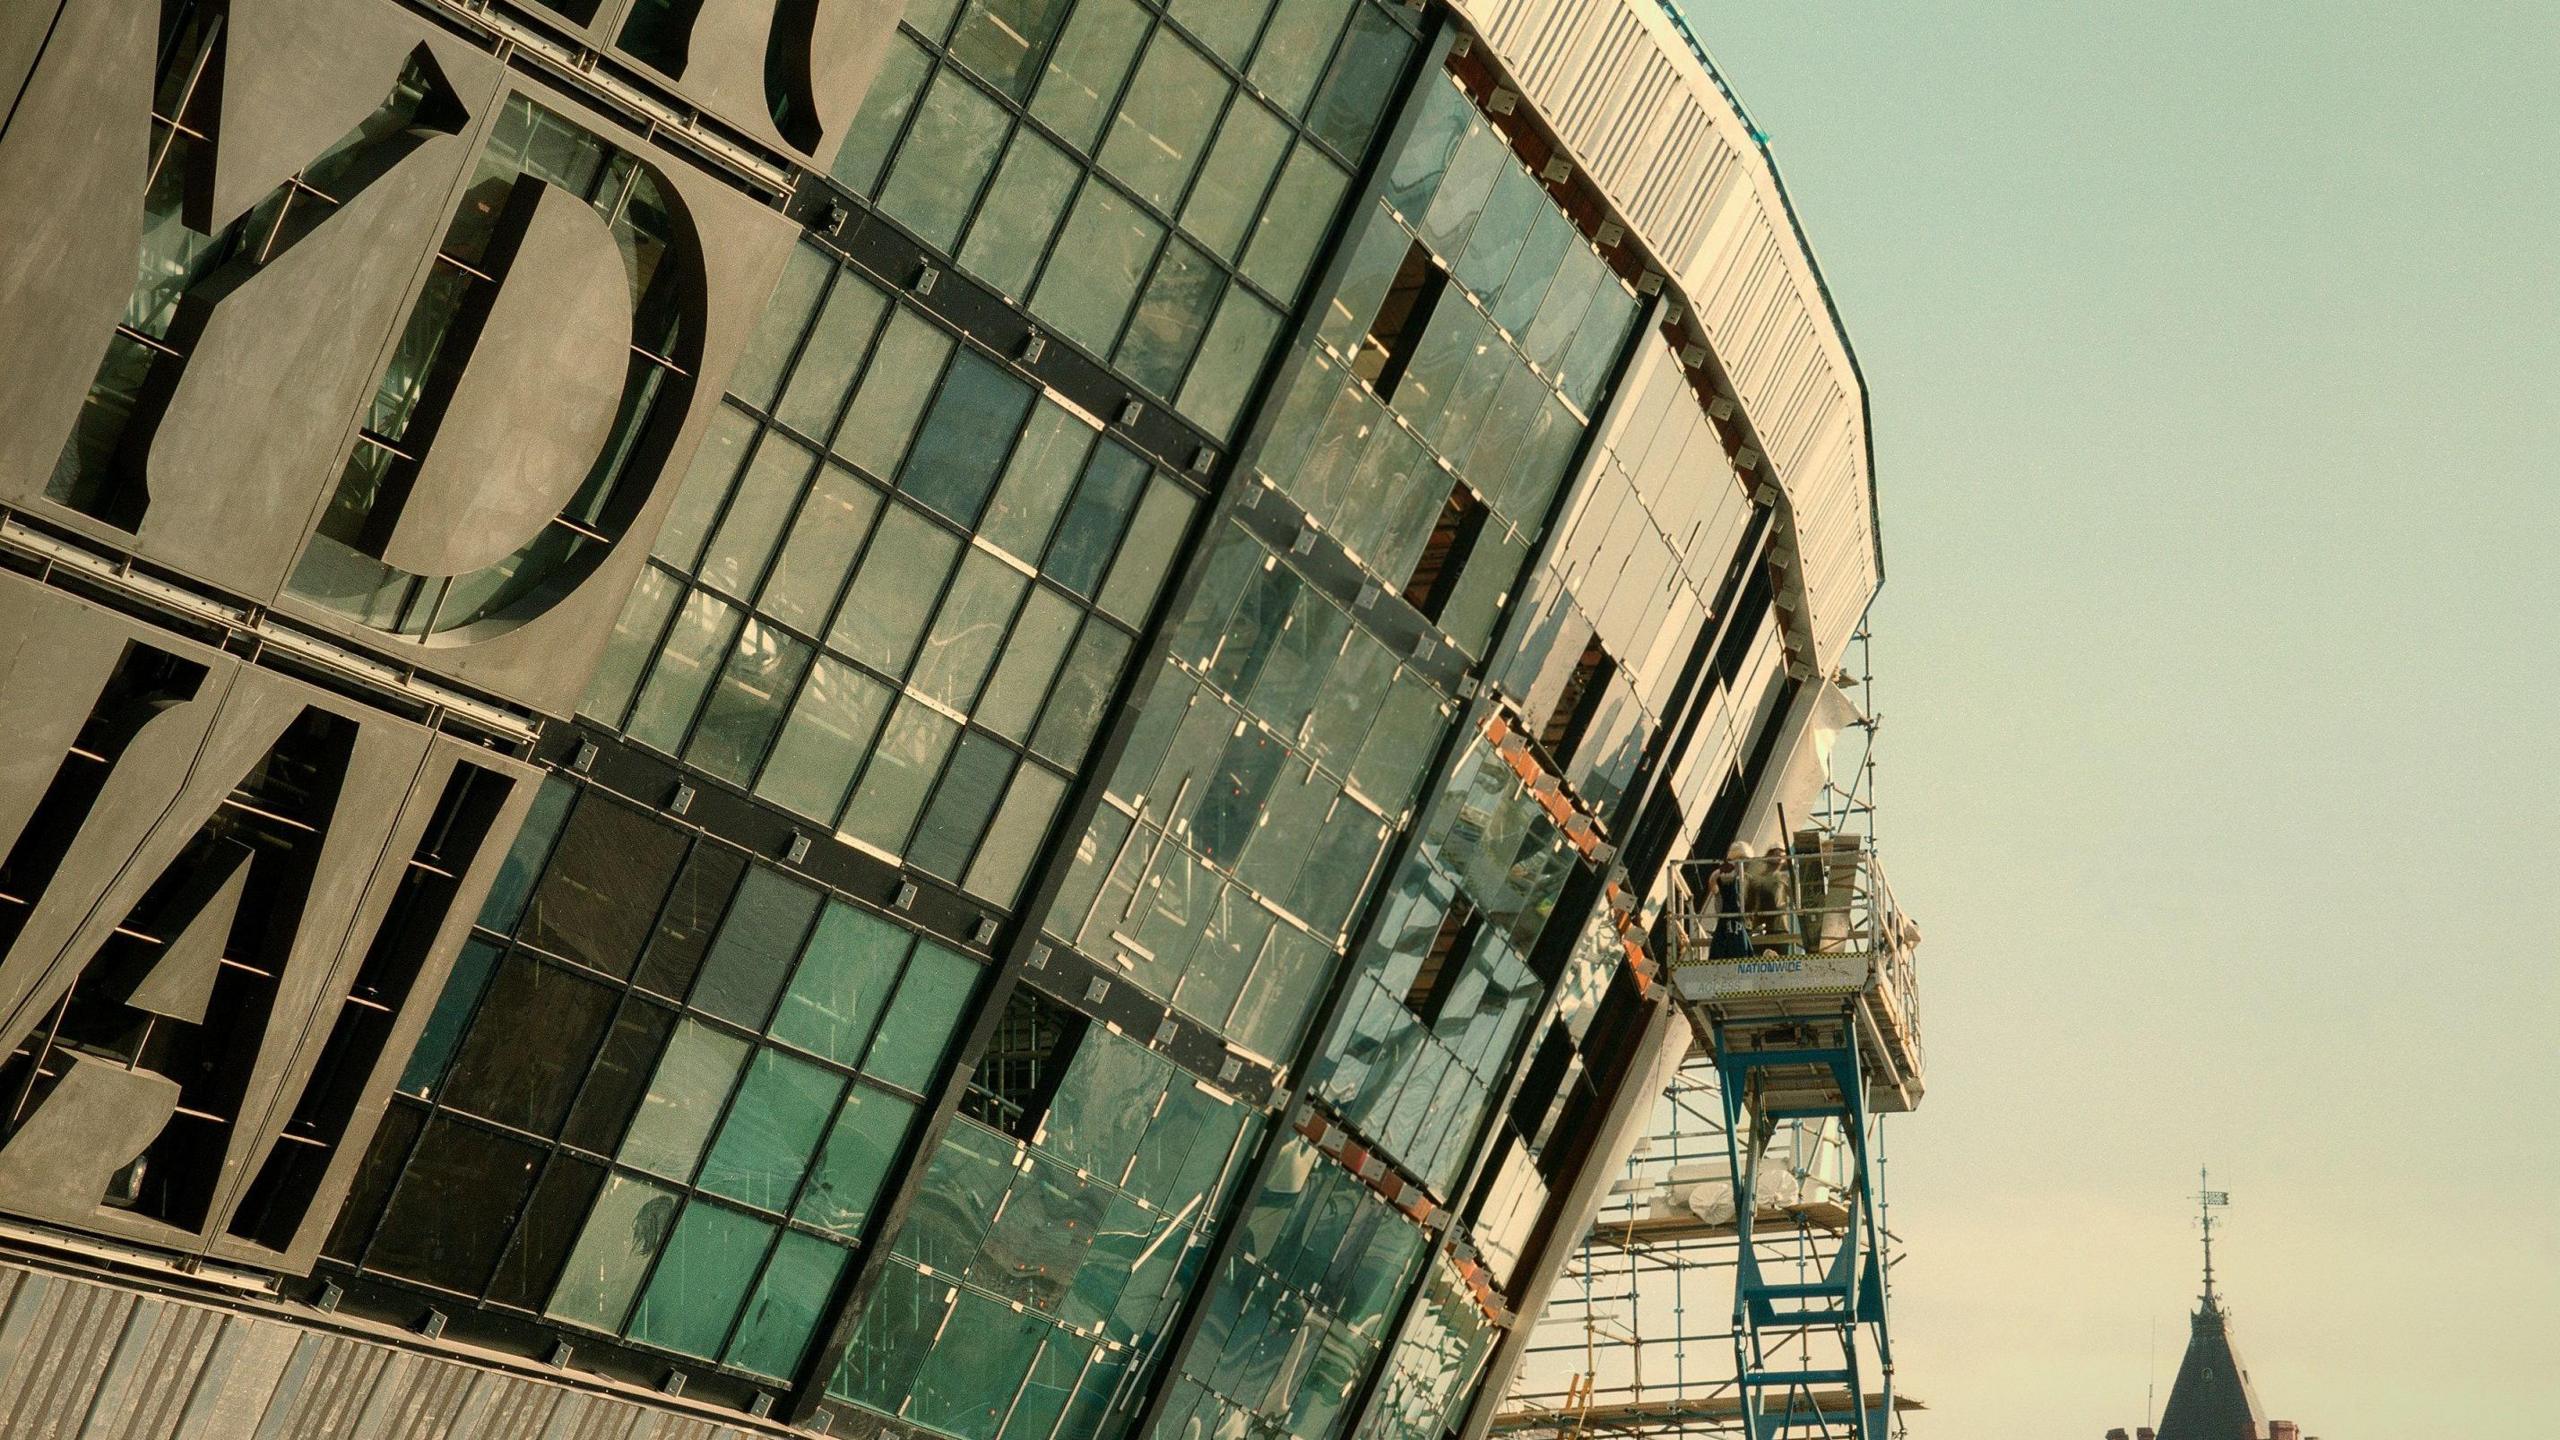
[2154,1294,2268,1440]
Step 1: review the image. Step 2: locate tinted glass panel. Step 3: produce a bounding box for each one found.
[628,1201,775,1358]
[796,1085,920,1237]
[771,903,913,1067]
[439,955,618,1135]
[864,942,981,1092]
[697,1047,843,1211]
[692,868,823,1029]
[520,797,685,979]
[364,1117,542,1293]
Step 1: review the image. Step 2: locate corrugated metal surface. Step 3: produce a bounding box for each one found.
[1456,0,1878,668]
[0,1261,776,1440]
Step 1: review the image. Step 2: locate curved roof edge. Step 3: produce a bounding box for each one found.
[1453,0,1880,672]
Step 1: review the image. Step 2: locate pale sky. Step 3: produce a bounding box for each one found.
[1681,2,2560,1435]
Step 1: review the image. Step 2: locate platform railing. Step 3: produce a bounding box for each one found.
[1665,836,1921,1076]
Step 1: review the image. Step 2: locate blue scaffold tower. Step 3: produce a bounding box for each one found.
[1666,834,1924,1439]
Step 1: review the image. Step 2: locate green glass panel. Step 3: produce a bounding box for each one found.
[1028,621,1131,767]
[731,243,831,411]
[546,1173,679,1331]
[625,589,741,753]
[879,67,1011,250]
[912,550,1029,711]
[1180,96,1289,261]
[841,697,961,855]
[619,1019,750,1182]
[950,0,1074,99]
[1248,581,1351,737]
[1304,630,1398,775]
[1305,2,1410,159]
[796,1085,921,1237]
[970,1153,1109,1311]
[397,937,499,1098]
[1044,440,1149,596]
[1315,206,1409,355]
[1382,74,1471,219]
[1452,162,1540,310]
[961,762,1068,904]
[776,277,891,442]
[979,399,1096,563]
[1560,275,1638,410]
[828,503,961,675]
[1060,1194,1151,1331]
[1233,766,1328,904]
[1521,244,1604,373]
[998,1333,1092,1440]
[1116,240,1223,398]
[901,350,1037,526]
[1228,923,1335,1058]
[888,1119,1014,1271]
[863,940,980,1092]
[836,309,955,480]
[1290,802,1386,935]
[475,778,572,931]
[757,656,894,825]
[1097,475,1196,624]
[960,129,1081,296]
[697,1047,842,1211]
[908,1289,1049,1440]
[908,0,963,40]
[1247,0,1351,115]
[1172,283,1280,435]
[832,37,933,194]
[652,406,754,569]
[692,867,822,1029]
[1491,205,1575,338]
[908,732,1015,882]
[772,903,914,1066]
[1029,180,1161,356]
[1038,1030,1166,1182]
[1045,806,1131,944]
[1029,0,1147,152]
[684,620,811,788]
[1171,0,1270,64]
[1176,884,1274,1029]
[579,565,684,727]
[1239,142,1348,299]
[1108,667,1200,801]
[627,1201,774,1358]
[1098,29,1227,211]
[974,586,1081,741]
[760,462,881,635]
[829,1260,953,1407]
[724,1230,851,1380]
[1418,120,1503,261]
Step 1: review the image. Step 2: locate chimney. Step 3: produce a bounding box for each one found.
[2105,1431,2128,1440]
[2269,1426,2300,1440]
[2135,1430,2155,1440]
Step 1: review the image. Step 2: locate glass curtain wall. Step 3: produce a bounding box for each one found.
[331,778,985,1383]
[828,0,1419,437]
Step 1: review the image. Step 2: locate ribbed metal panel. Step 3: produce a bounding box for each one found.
[1457,0,1878,666]
[0,1262,776,1440]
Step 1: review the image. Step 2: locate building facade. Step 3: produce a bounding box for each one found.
[0,2,1883,1438]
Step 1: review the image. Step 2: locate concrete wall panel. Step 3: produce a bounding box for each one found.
[0,0,152,511]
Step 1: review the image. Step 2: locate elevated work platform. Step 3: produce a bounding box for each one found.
[1665,836,1923,1113]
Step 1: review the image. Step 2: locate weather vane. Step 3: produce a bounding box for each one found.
[2196,1166,2230,1303]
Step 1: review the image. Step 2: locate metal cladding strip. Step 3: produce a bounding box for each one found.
[1449,0,1878,672]
[0,1260,794,1440]
[1476,710,1661,992]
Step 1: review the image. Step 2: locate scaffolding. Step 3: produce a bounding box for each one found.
[1498,627,1922,1440]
